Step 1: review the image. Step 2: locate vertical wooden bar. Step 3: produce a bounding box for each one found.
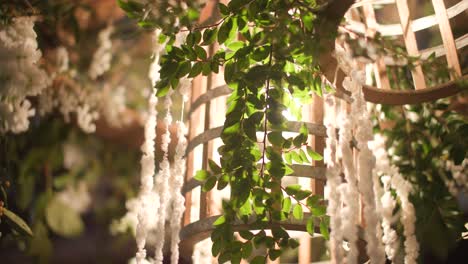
[184,75,206,225]
[395,0,427,89]
[432,0,462,77]
[362,3,391,89]
[311,95,325,196]
[298,103,313,264]
[199,44,215,220]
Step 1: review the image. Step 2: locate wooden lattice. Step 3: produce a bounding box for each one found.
[178,0,467,263]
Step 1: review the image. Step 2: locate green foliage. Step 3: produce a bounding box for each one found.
[375,100,467,262]
[119,0,334,261]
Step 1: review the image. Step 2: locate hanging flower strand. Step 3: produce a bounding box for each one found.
[323,94,345,263]
[135,29,164,264]
[168,79,190,264]
[153,90,173,264]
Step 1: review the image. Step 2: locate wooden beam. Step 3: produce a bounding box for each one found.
[395,0,427,89]
[432,0,462,77]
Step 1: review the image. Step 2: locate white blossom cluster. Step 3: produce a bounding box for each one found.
[371,134,420,264]
[0,17,51,133]
[132,30,191,264]
[444,158,468,196]
[329,44,425,264]
[88,25,114,80]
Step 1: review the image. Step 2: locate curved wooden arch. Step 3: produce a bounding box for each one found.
[363,75,468,105]
[182,165,326,194]
[185,122,327,156]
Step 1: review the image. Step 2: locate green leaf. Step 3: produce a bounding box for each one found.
[202,28,217,45]
[295,189,312,200]
[218,3,230,16]
[311,205,326,216]
[288,238,300,249]
[269,249,282,260]
[320,219,330,240]
[212,240,222,256]
[213,215,226,226]
[239,230,254,240]
[241,241,253,259]
[177,61,191,77]
[299,149,310,164]
[306,195,320,207]
[292,204,303,220]
[306,216,315,235]
[194,170,210,181]
[306,146,323,161]
[282,197,292,213]
[251,256,266,264]
[267,131,284,147]
[271,226,289,239]
[45,197,84,237]
[285,184,301,195]
[195,45,207,60]
[208,160,222,174]
[218,19,233,44]
[2,208,33,237]
[202,176,217,192]
[189,62,203,77]
[227,41,244,52]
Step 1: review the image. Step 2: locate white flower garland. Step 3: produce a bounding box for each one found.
[323,94,345,262]
[153,90,173,264]
[0,17,50,133]
[371,134,420,264]
[168,80,190,264]
[135,90,159,264]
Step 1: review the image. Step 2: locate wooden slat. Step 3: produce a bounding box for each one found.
[347,0,468,36]
[432,0,462,78]
[362,3,391,89]
[311,95,326,196]
[395,0,427,89]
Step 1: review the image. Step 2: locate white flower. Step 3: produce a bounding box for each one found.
[88,25,114,80]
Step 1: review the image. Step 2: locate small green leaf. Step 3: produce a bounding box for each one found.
[213,215,226,226]
[202,28,217,45]
[241,241,253,259]
[189,62,203,77]
[208,160,222,174]
[282,197,292,213]
[239,230,254,240]
[202,176,217,192]
[311,205,326,217]
[295,189,312,200]
[306,216,315,235]
[285,184,301,195]
[212,240,222,256]
[218,19,233,44]
[195,45,207,60]
[320,219,330,240]
[293,204,303,220]
[307,146,323,161]
[251,255,266,264]
[288,238,300,249]
[267,131,284,147]
[269,249,282,260]
[2,208,33,237]
[194,170,210,181]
